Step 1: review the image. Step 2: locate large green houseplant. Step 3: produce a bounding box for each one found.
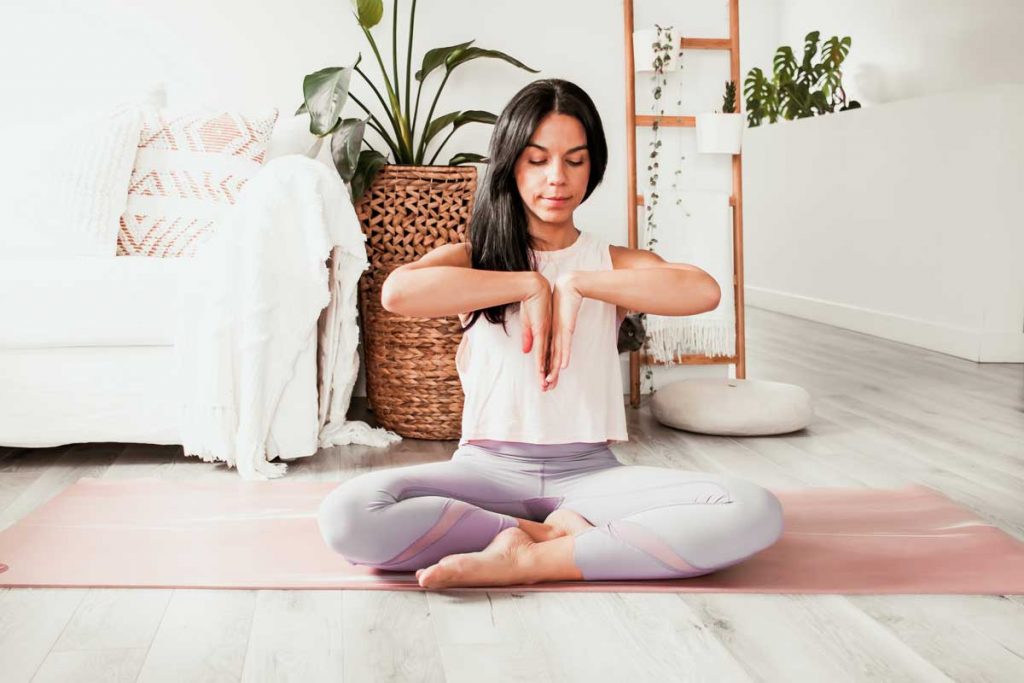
[297,0,540,440]
[744,30,861,128]
[297,0,539,201]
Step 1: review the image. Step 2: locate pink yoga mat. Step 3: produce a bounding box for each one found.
[1,477,1022,594]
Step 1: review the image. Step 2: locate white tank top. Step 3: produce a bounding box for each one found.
[455,229,629,446]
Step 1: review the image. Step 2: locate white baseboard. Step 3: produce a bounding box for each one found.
[746,286,1024,363]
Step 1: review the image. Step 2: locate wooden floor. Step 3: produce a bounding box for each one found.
[1,306,1022,682]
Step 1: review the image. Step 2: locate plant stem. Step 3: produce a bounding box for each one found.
[411,68,426,152]
[427,126,457,165]
[417,69,452,164]
[358,24,412,160]
[405,0,417,150]
[347,91,402,160]
[354,65,406,158]
[392,0,401,113]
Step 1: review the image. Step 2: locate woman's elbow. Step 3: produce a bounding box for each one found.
[380,272,404,313]
[703,276,722,312]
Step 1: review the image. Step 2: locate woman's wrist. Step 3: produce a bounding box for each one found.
[555,270,586,297]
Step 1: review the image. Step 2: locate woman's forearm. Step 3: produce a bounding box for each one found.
[567,268,721,316]
[382,266,544,318]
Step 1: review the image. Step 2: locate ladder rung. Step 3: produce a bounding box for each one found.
[680,37,731,50]
[635,352,737,366]
[635,115,695,128]
[635,194,737,206]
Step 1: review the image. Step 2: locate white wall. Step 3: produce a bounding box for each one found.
[2,1,782,397]
[740,0,1024,363]
[774,0,1024,106]
[743,83,1024,362]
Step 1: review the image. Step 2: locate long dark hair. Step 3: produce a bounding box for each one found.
[461,78,608,333]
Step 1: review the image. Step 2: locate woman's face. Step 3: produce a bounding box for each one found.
[513,112,591,226]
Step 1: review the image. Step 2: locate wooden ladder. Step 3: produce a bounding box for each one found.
[623,0,747,408]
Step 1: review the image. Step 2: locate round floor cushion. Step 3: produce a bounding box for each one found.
[650,378,813,436]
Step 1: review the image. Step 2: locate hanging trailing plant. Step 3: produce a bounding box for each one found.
[639,23,684,397]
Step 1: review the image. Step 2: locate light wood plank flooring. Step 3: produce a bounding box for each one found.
[1,306,1022,682]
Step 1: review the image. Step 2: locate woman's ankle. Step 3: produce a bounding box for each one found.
[514,517,567,542]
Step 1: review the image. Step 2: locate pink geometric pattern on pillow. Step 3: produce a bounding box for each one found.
[116,108,279,257]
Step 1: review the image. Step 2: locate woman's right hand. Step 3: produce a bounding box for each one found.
[520,273,554,392]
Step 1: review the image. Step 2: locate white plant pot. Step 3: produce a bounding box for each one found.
[695,112,744,154]
[633,28,680,73]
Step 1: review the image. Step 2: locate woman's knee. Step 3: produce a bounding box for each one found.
[317,475,386,559]
[730,480,785,551]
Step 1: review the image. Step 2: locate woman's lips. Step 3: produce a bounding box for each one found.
[542,197,569,205]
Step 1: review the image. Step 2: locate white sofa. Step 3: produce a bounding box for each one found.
[0,107,330,459]
[0,256,319,454]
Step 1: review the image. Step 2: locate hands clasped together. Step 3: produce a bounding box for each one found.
[520,272,585,392]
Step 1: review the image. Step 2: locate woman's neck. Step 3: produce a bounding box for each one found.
[529,220,580,251]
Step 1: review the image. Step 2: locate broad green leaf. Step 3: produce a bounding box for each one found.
[449,152,487,165]
[444,47,539,74]
[772,46,796,81]
[351,0,383,29]
[415,40,475,82]
[330,118,367,181]
[350,149,388,203]
[801,31,821,71]
[302,66,354,136]
[451,110,497,129]
[424,111,461,147]
[423,109,496,148]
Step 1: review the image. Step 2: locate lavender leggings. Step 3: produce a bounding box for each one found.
[317,439,785,581]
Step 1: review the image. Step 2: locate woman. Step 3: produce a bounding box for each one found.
[317,78,784,589]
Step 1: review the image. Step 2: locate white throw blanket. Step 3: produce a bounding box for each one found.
[176,154,400,481]
[641,189,735,359]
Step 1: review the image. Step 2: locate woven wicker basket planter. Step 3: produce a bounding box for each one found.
[354,164,477,440]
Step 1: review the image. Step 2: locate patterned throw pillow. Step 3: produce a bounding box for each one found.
[116,107,279,257]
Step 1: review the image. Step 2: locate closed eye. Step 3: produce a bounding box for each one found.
[529,160,584,166]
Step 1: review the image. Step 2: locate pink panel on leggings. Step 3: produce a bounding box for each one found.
[606,519,706,574]
[380,500,471,567]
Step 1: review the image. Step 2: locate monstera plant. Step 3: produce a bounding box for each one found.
[744,30,862,128]
[296,0,539,200]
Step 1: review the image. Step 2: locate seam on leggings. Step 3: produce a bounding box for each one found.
[395,485,531,507]
[378,499,471,569]
[601,521,712,574]
[568,480,733,503]
[613,498,734,519]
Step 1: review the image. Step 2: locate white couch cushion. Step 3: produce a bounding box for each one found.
[115,106,278,258]
[0,108,143,257]
[650,378,814,436]
[0,256,189,348]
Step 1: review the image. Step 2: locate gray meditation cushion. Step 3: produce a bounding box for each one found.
[650,378,813,436]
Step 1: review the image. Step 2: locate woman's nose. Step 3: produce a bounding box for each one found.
[547,164,567,183]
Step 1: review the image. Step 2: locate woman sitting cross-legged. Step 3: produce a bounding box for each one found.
[317,78,784,590]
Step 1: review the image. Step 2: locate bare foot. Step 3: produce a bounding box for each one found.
[544,508,597,535]
[515,517,567,543]
[416,526,538,589]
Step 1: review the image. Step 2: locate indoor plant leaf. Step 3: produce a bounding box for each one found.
[350,149,389,202]
[448,152,487,165]
[351,0,383,29]
[330,117,368,181]
[423,111,461,147]
[414,40,475,82]
[423,109,497,148]
[303,64,357,136]
[443,46,539,75]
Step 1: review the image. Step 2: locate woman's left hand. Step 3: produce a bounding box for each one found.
[545,272,585,391]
